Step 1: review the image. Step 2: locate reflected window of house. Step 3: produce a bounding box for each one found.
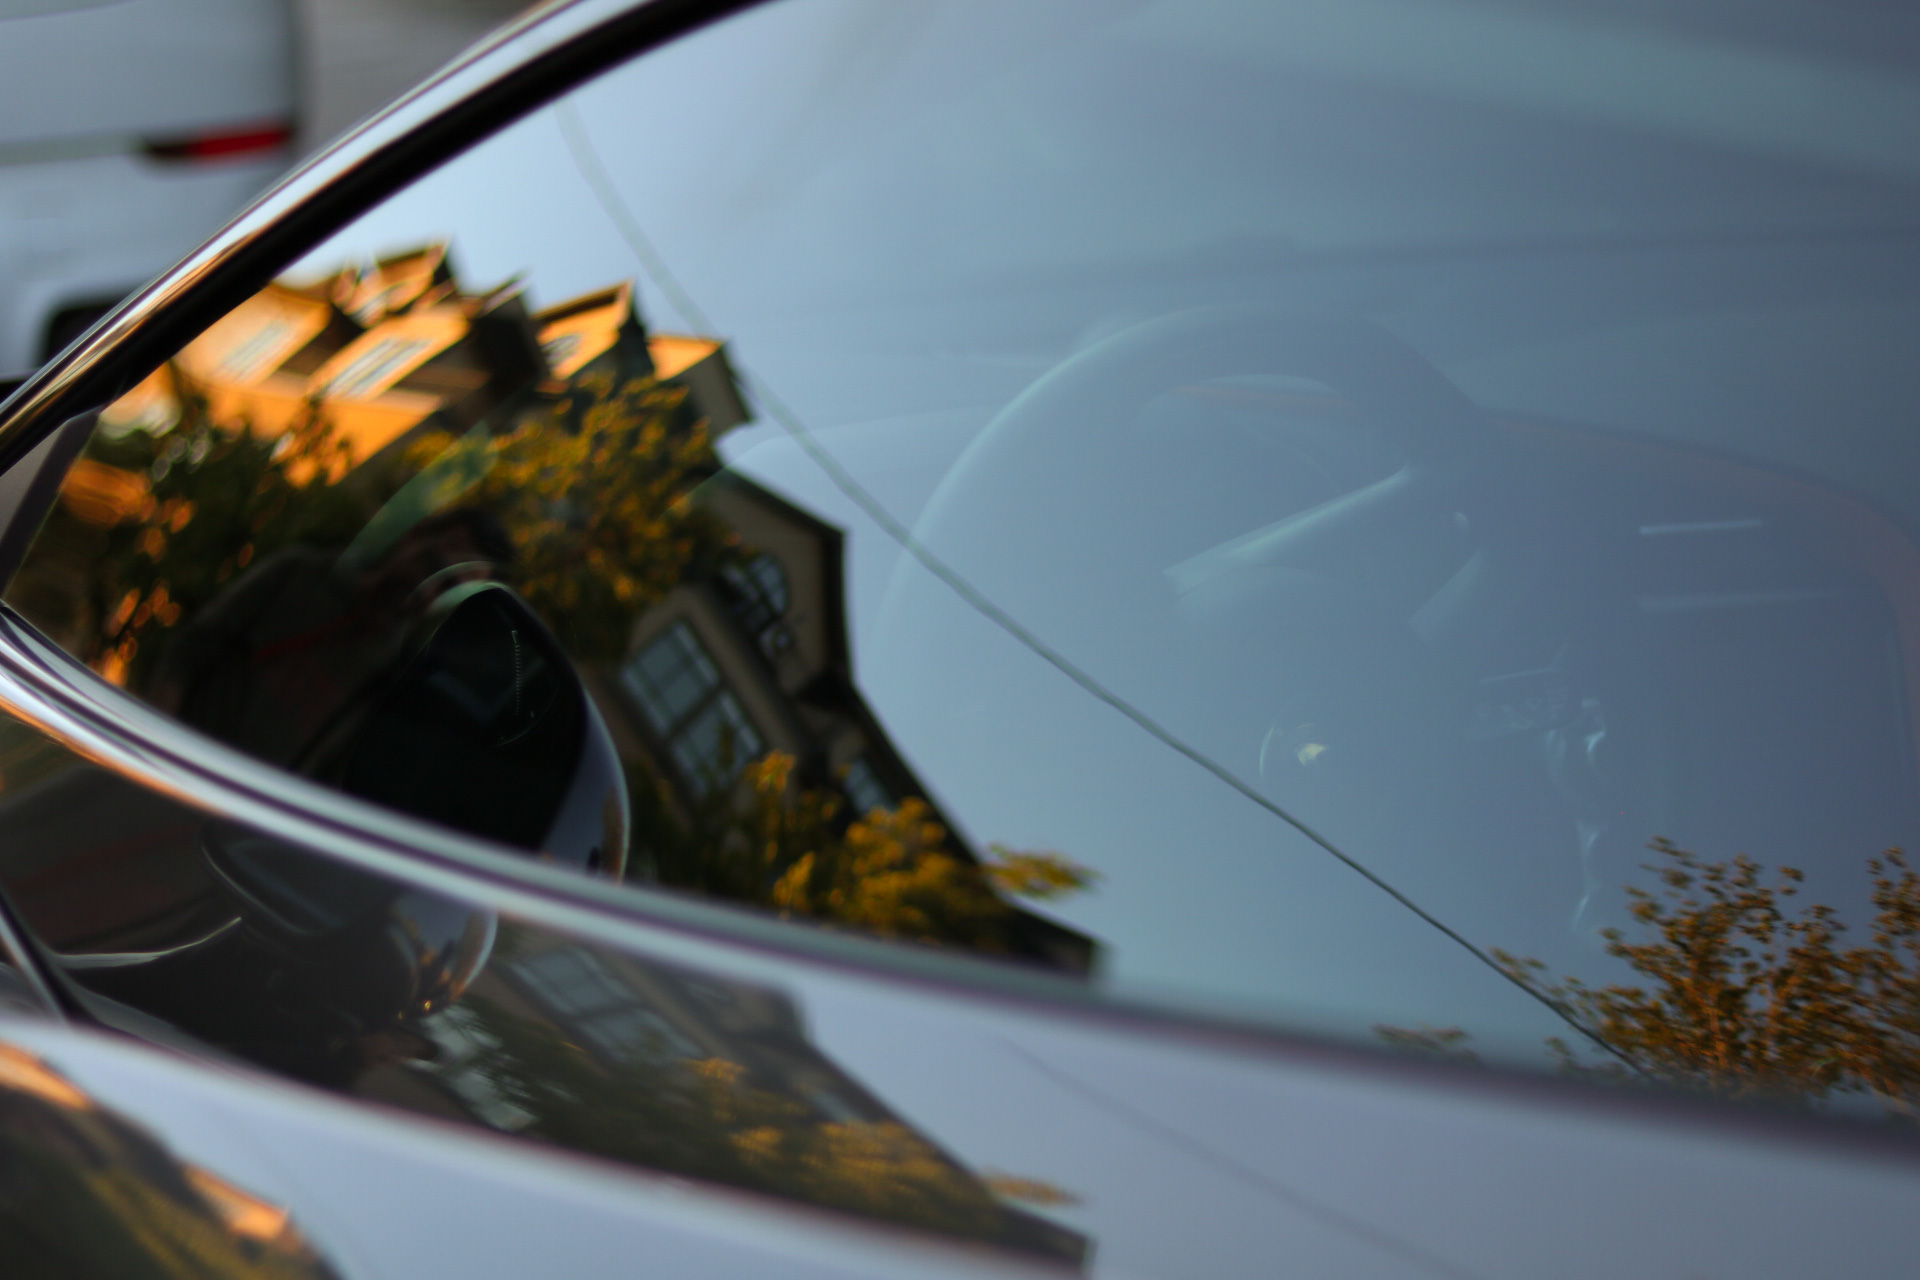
[622,622,765,792]
[842,757,892,819]
[420,1006,535,1131]
[801,1084,863,1123]
[719,552,792,657]
[510,947,701,1066]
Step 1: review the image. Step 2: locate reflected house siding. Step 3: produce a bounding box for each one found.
[608,471,1095,974]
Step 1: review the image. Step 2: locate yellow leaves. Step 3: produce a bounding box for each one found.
[148,586,182,627]
[688,1057,745,1088]
[400,428,460,473]
[580,1041,1002,1236]
[770,854,815,915]
[730,1124,784,1165]
[105,589,139,636]
[97,638,135,685]
[1499,840,1920,1116]
[272,397,357,486]
[983,845,1098,900]
[794,798,1006,946]
[663,750,1096,954]
[468,373,733,660]
[127,498,198,562]
[92,583,182,680]
[745,751,795,798]
[979,1172,1082,1207]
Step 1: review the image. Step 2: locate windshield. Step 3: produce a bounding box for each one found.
[12,0,1920,1108]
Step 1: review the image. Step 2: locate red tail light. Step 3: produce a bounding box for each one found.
[143,121,295,165]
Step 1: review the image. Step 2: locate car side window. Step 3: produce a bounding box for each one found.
[6,0,1920,1115]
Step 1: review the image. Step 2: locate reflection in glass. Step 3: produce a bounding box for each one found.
[623,621,764,793]
[380,923,1087,1262]
[0,716,1087,1263]
[1479,843,1920,1115]
[0,1039,338,1279]
[8,243,1096,971]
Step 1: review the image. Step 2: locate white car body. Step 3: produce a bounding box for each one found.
[0,0,295,377]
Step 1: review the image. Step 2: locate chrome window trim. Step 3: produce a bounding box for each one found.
[0,879,62,1018]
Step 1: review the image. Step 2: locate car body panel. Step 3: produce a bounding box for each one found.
[0,920,1917,1279]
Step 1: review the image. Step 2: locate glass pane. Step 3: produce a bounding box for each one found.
[9,0,1920,1118]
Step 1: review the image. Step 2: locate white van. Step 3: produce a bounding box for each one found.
[0,0,295,378]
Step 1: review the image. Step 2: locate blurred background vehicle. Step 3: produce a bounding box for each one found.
[298,0,528,153]
[0,0,297,380]
[0,0,530,388]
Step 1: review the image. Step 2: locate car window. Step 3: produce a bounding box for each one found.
[8,0,1920,1114]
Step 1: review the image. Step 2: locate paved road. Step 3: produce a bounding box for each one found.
[299,0,530,155]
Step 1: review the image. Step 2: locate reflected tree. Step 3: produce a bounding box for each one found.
[448,368,741,661]
[1496,841,1920,1116]
[449,994,1014,1237]
[634,749,1096,953]
[1382,841,1920,1120]
[34,371,387,687]
[415,926,1087,1263]
[28,363,735,687]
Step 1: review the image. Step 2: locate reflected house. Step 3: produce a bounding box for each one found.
[92,243,748,472]
[44,243,1094,974]
[366,927,1089,1266]
[610,473,1095,972]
